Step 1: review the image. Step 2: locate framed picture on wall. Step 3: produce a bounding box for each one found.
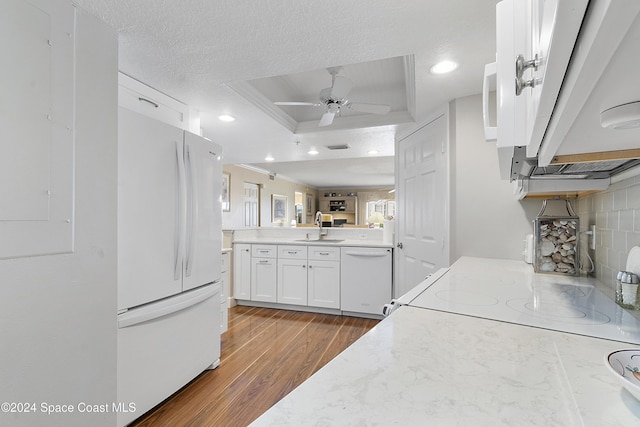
[222,173,230,212]
[271,194,288,222]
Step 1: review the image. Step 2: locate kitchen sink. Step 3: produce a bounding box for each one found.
[294,239,344,243]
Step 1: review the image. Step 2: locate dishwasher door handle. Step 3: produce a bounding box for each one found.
[343,251,388,257]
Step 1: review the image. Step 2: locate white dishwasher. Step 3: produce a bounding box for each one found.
[340,247,392,316]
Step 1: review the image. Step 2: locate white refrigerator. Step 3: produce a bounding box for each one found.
[116,107,222,427]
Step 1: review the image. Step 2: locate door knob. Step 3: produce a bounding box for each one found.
[396,242,403,249]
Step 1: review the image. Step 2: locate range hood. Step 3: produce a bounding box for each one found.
[510,146,640,200]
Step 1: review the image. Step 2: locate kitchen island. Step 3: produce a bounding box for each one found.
[250,258,640,426]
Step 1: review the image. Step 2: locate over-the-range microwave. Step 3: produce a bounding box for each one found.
[483,0,640,199]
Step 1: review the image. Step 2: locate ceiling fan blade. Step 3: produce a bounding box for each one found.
[347,102,391,115]
[330,76,353,99]
[318,111,335,127]
[274,101,321,106]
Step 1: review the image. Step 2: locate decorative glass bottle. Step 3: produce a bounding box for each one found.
[533,199,579,276]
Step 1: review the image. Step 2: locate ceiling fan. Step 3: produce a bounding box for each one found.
[274,67,391,127]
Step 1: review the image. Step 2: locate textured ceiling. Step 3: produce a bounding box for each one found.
[73,0,499,188]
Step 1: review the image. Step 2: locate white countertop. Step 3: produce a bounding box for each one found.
[251,305,640,426]
[231,227,393,248]
[250,257,640,426]
[232,237,393,248]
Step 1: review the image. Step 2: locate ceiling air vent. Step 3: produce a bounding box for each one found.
[325,144,351,151]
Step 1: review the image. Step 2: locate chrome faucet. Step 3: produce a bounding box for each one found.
[315,211,328,239]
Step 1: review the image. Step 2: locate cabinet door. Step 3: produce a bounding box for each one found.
[1,0,75,259]
[251,258,277,303]
[308,260,340,309]
[277,259,308,306]
[233,244,251,300]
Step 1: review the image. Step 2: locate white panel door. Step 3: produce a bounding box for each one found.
[118,108,184,310]
[182,132,222,291]
[395,114,449,297]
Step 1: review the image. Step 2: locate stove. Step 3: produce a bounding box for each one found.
[403,257,640,344]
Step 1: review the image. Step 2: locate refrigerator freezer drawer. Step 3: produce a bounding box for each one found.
[117,283,221,427]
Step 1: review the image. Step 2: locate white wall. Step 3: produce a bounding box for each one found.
[0,6,118,427]
[577,171,640,289]
[449,95,541,262]
[222,164,318,229]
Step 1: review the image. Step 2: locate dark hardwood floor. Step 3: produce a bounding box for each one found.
[131,305,380,427]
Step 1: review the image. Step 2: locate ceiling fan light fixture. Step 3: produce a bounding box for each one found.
[430,60,458,75]
[601,101,640,130]
[265,155,275,161]
[218,114,235,122]
[308,149,319,155]
[368,150,379,155]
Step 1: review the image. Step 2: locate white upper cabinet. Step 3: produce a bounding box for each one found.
[118,73,201,134]
[494,0,587,155]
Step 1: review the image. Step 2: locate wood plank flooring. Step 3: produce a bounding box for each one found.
[131,306,380,427]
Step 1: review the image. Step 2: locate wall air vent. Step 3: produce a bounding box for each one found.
[325,144,351,150]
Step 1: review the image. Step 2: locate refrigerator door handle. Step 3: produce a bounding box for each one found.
[185,143,198,278]
[118,284,218,329]
[174,140,186,281]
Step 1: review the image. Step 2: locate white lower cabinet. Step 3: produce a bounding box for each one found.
[277,245,308,305]
[308,259,340,309]
[277,245,339,309]
[232,242,390,317]
[277,258,308,305]
[308,246,340,309]
[233,244,252,300]
[251,244,277,303]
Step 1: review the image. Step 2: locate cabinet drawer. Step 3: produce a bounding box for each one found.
[252,245,277,258]
[308,246,340,261]
[278,245,308,259]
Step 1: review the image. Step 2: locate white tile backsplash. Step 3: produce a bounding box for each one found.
[578,172,640,289]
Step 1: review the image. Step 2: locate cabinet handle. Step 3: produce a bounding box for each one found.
[259,260,270,264]
[319,252,330,256]
[303,265,306,269]
[309,265,313,269]
[138,97,159,108]
[288,251,298,255]
[515,54,539,78]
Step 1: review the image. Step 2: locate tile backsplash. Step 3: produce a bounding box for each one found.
[577,173,640,289]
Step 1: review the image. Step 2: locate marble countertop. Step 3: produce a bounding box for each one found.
[232,237,393,248]
[251,303,640,426]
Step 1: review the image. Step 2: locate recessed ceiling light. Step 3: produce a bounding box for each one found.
[430,60,458,75]
[308,149,319,155]
[218,114,235,122]
[368,150,379,155]
[265,155,274,161]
